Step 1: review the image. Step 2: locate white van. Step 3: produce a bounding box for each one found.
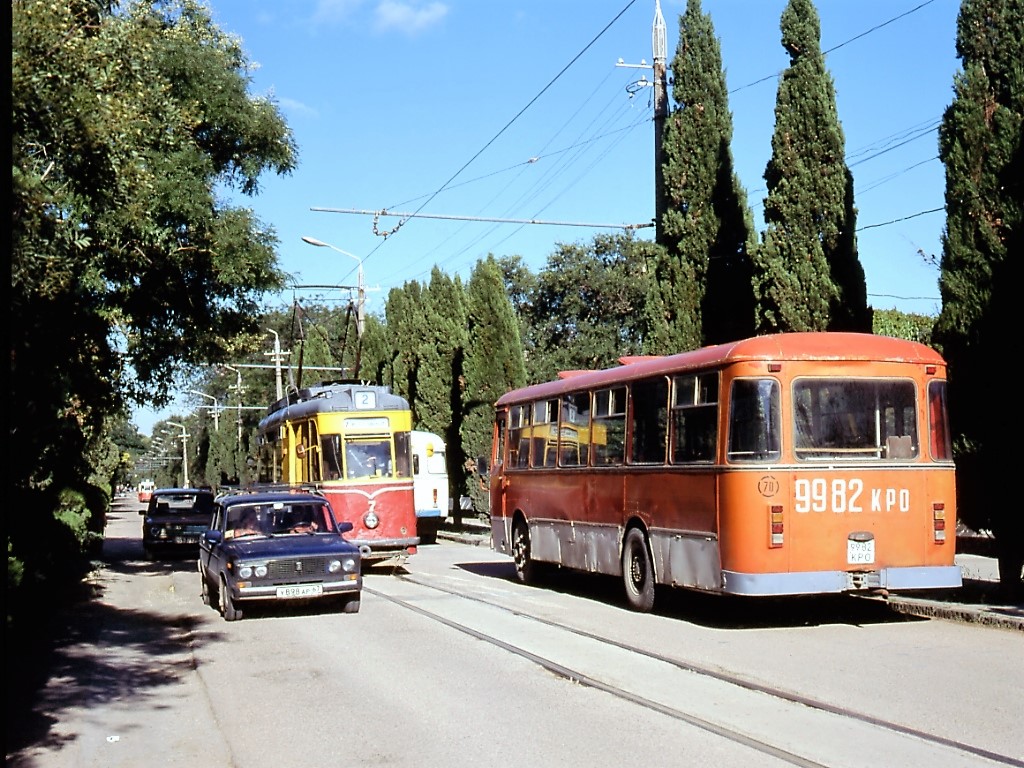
[411,431,449,544]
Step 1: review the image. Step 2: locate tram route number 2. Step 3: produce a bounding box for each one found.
[794,478,910,514]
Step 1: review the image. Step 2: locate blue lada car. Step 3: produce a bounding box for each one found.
[198,491,361,621]
[141,488,216,559]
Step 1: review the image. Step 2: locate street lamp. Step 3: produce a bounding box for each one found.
[165,421,190,488]
[188,390,220,431]
[301,236,365,337]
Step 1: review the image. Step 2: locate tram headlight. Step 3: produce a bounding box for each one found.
[364,510,379,529]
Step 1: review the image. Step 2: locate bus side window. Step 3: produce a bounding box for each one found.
[726,378,780,462]
[508,405,532,468]
[928,380,952,460]
[593,387,626,465]
[630,378,668,464]
[494,415,507,468]
[672,373,719,463]
[532,399,559,467]
[559,392,590,467]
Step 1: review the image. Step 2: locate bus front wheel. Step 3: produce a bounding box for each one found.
[512,519,538,585]
[622,528,655,612]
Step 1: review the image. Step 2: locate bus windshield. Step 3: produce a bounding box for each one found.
[792,378,918,460]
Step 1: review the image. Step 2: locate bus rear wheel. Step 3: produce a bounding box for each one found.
[622,528,655,612]
[512,519,539,585]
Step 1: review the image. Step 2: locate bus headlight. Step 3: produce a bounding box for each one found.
[364,510,379,529]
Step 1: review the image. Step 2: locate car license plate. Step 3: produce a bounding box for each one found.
[847,538,875,564]
[276,584,323,599]
[175,536,199,544]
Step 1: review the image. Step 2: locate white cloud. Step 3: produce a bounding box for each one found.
[278,97,319,118]
[373,1,448,35]
[312,0,366,26]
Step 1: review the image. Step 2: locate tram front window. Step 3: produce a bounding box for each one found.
[346,440,392,478]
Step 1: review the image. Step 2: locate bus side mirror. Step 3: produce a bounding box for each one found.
[476,456,489,475]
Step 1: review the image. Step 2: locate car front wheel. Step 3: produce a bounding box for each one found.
[219,575,243,622]
[342,596,361,613]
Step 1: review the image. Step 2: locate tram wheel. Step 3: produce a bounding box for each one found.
[622,528,655,612]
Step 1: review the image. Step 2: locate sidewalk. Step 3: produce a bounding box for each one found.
[437,519,1024,632]
[884,553,1024,631]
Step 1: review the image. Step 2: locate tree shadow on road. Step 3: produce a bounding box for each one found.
[5,539,219,762]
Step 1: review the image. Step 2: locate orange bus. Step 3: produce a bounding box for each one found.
[256,382,419,565]
[485,332,961,611]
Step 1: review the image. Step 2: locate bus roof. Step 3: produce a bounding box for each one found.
[495,332,946,407]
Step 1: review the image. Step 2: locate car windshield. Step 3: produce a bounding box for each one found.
[224,501,335,540]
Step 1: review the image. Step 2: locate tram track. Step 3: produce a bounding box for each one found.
[365,575,1022,768]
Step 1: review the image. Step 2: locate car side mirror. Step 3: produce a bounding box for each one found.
[336,521,354,534]
[203,530,223,545]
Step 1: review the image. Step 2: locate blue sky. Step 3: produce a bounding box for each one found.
[134,0,961,434]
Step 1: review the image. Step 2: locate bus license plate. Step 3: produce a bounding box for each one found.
[276,584,323,599]
[847,538,875,564]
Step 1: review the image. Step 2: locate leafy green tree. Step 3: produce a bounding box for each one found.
[11,0,295,608]
[934,0,1023,595]
[655,0,756,350]
[751,0,870,334]
[872,309,936,345]
[521,234,656,383]
[462,257,527,516]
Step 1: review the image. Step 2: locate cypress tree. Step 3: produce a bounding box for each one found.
[934,0,1023,595]
[752,0,870,334]
[358,314,393,388]
[655,0,755,351]
[383,281,424,412]
[418,268,468,452]
[462,256,527,516]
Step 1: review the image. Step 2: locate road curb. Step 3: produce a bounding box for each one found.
[885,596,1024,632]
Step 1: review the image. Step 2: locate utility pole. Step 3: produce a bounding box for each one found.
[263,330,288,401]
[652,0,668,245]
[165,421,190,488]
[617,0,669,244]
